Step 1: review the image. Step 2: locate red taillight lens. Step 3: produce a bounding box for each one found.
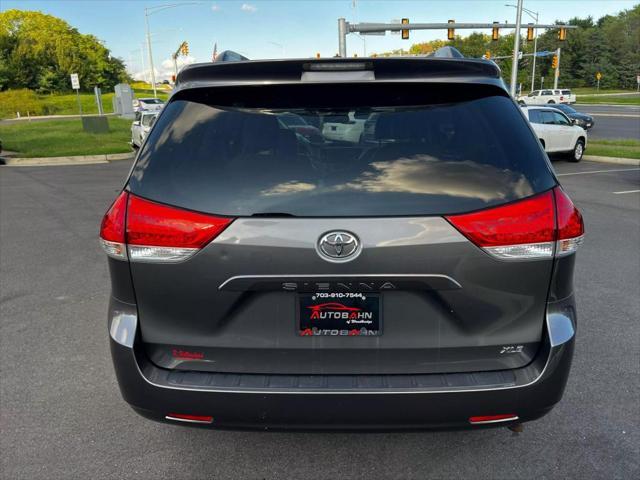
[446,188,583,260]
[554,187,584,239]
[469,414,519,424]
[99,191,128,259]
[126,195,232,248]
[554,187,584,256]
[99,192,233,262]
[165,413,214,424]
[100,191,128,243]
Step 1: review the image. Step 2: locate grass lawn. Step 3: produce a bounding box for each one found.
[577,95,640,105]
[0,117,133,157]
[572,87,639,95]
[1,88,170,119]
[587,139,640,159]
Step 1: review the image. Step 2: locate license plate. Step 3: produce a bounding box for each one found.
[298,293,381,336]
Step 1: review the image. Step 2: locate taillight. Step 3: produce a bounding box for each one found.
[165,413,214,424]
[554,187,584,256]
[99,191,128,260]
[446,187,583,260]
[469,414,519,424]
[99,192,233,263]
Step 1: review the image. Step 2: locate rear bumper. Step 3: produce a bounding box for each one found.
[108,296,576,430]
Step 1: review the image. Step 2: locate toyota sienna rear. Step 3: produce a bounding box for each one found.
[101,57,583,430]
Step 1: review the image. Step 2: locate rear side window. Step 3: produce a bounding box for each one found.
[129,84,554,217]
[561,90,571,95]
[541,111,556,124]
[528,110,542,123]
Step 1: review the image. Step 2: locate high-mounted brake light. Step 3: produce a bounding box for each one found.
[446,187,583,260]
[99,192,233,263]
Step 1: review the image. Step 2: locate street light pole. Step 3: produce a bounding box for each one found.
[507,5,540,92]
[143,2,202,98]
[530,12,539,92]
[509,0,524,98]
[144,9,157,98]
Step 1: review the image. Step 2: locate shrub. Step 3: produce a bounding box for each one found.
[0,89,45,118]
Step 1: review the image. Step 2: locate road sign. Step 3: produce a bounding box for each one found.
[70,73,80,90]
[596,72,602,80]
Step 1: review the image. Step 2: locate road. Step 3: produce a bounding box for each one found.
[573,104,640,140]
[1,160,639,479]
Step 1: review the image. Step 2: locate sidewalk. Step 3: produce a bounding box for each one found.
[1,152,134,166]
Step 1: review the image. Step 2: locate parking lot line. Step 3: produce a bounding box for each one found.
[612,189,640,194]
[557,167,640,176]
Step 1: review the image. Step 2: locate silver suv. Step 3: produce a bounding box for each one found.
[101,57,583,430]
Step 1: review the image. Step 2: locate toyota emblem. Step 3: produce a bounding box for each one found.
[317,231,361,263]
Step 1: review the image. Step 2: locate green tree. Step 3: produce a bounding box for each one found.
[0,9,130,92]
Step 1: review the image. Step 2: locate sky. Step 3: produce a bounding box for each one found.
[1,0,637,81]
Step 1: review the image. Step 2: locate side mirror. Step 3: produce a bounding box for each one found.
[571,119,578,125]
[132,121,140,126]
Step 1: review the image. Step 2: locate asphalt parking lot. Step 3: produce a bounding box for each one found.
[1,159,638,479]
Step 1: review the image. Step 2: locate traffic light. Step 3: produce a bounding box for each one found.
[552,55,558,69]
[558,26,567,41]
[527,24,534,42]
[447,19,455,40]
[401,18,409,40]
[485,50,491,59]
[180,42,189,55]
[492,22,500,41]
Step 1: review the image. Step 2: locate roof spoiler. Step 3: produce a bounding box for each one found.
[430,46,465,58]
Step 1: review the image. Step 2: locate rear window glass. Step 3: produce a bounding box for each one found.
[129,84,554,217]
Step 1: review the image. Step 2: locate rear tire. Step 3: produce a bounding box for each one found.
[568,139,585,162]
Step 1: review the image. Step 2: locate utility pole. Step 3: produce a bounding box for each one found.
[509,0,524,97]
[553,47,561,89]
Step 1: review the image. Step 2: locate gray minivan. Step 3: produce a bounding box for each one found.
[101,57,583,430]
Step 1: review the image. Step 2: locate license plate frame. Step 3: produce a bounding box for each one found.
[297,293,382,336]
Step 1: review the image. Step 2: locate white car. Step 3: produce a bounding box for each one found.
[322,112,368,143]
[131,111,158,148]
[522,106,587,162]
[518,89,575,105]
[132,97,165,113]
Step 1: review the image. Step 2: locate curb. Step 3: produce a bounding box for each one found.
[583,155,640,166]
[1,152,135,167]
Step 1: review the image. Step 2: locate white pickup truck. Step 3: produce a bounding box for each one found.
[518,89,576,105]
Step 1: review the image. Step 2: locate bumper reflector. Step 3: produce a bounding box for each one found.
[469,414,519,424]
[165,413,214,424]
